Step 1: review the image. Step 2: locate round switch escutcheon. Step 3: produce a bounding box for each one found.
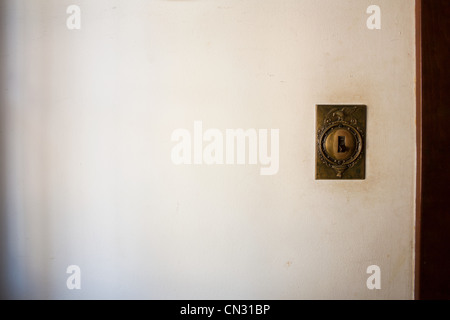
[318,122,363,177]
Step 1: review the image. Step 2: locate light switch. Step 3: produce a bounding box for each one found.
[316,105,366,180]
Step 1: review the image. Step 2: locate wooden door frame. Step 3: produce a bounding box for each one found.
[415,0,422,301]
[415,0,450,300]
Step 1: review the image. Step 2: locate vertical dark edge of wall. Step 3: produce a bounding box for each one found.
[417,0,450,300]
[414,0,422,301]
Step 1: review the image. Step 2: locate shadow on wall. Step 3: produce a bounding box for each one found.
[0,1,8,299]
[0,1,52,299]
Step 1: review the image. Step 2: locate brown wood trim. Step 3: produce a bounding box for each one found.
[414,0,422,300]
[417,0,450,300]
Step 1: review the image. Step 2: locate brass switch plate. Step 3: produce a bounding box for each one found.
[316,105,366,180]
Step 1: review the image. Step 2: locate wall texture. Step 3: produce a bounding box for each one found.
[0,0,416,299]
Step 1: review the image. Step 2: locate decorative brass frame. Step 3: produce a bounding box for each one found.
[315,105,366,180]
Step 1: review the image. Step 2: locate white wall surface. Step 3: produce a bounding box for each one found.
[0,0,416,299]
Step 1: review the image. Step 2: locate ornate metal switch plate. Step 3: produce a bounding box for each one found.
[316,105,366,180]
